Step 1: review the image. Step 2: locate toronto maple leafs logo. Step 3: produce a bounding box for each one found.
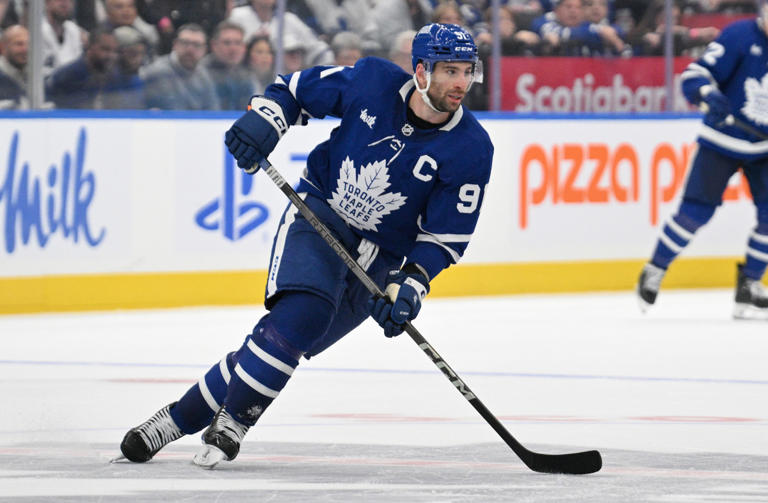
[742,74,768,126]
[327,156,407,231]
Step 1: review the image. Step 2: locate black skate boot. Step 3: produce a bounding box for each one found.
[117,402,184,462]
[637,262,665,312]
[733,263,768,320]
[193,406,249,469]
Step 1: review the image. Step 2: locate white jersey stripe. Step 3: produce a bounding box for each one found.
[197,377,220,412]
[747,247,768,262]
[659,232,684,253]
[666,217,694,242]
[219,357,231,384]
[750,231,768,246]
[246,339,295,376]
[234,364,280,398]
[288,72,301,99]
[266,196,303,298]
[416,233,461,263]
[320,66,346,79]
[681,63,714,82]
[698,125,768,155]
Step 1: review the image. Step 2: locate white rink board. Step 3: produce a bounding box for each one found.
[0,114,753,278]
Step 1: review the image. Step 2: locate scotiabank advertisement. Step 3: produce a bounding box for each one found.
[499,57,695,113]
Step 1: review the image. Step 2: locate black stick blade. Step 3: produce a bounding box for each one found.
[523,449,602,475]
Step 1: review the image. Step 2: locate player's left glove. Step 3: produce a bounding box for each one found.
[368,265,430,338]
[699,85,730,125]
[225,96,288,173]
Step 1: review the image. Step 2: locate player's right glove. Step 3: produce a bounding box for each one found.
[700,85,730,125]
[225,96,288,173]
[368,266,430,338]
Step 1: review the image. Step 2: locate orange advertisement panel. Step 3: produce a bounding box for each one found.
[497,57,695,113]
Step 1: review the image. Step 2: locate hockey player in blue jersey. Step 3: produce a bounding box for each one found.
[117,23,494,468]
[637,6,768,319]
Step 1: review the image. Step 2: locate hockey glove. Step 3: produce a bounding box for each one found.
[368,266,430,338]
[700,86,730,125]
[225,96,288,173]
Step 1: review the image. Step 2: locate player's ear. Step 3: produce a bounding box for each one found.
[414,62,427,85]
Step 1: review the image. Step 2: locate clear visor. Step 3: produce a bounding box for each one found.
[424,58,483,89]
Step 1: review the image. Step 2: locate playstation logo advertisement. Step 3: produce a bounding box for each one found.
[194,147,270,242]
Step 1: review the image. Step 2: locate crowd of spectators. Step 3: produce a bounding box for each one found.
[0,0,759,111]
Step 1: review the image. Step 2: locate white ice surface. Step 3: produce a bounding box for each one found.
[1,290,767,501]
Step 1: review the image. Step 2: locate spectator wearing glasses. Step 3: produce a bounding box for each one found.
[140,23,220,110]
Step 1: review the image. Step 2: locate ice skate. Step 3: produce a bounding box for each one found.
[733,263,768,320]
[114,402,184,463]
[636,263,665,313]
[193,406,249,469]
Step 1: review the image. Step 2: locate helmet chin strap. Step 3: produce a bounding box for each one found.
[413,70,443,113]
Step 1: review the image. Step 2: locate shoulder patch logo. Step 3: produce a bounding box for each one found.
[751,44,762,56]
[360,109,376,129]
[328,156,407,231]
[742,74,768,126]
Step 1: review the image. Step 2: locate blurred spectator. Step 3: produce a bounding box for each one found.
[0,24,28,109]
[330,31,363,66]
[432,1,465,26]
[302,0,381,54]
[683,0,756,14]
[134,0,230,55]
[584,0,631,55]
[0,0,23,29]
[140,23,220,110]
[228,0,332,67]
[388,29,416,73]
[42,0,85,77]
[282,32,307,73]
[634,0,719,56]
[371,0,432,50]
[505,0,545,17]
[202,21,253,110]
[101,0,159,58]
[244,34,274,94]
[111,25,146,108]
[531,0,608,55]
[74,0,98,31]
[476,5,541,56]
[45,27,133,109]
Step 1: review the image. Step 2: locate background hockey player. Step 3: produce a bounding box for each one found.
[116,23,494,468]
[637,2,768,319]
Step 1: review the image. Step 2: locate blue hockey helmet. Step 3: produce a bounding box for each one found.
[411,23,479,73]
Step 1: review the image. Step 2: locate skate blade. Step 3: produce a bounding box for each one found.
[733,303,768,320]
[110,454,127,463]
[636,294,651,314]
[193,444,227,469]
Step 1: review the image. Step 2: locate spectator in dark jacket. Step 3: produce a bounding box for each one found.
[140,23,220,110]
[201,21,253,110]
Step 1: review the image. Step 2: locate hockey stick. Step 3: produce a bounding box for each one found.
[250,159,602,475]
[699,103,768,141]
[725,115,768,141]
